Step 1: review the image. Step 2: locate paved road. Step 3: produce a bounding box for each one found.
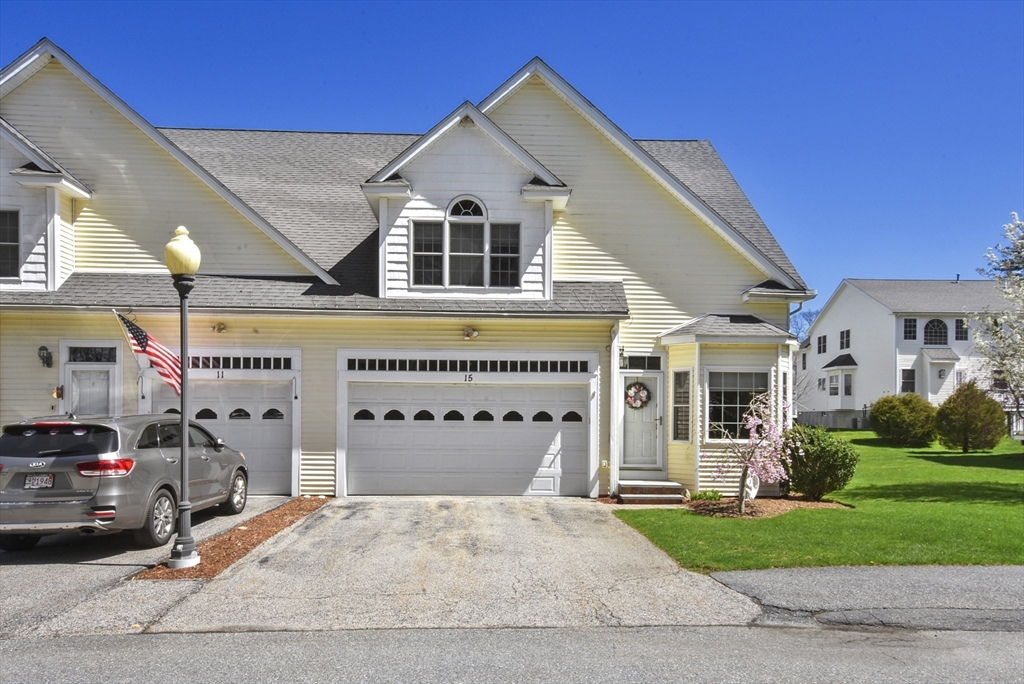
[2,627,1021,683]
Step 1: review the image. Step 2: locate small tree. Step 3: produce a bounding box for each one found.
[870,393,937,447]
[935,381,1006,452]
[783,425,859,500]
[974,213,1024,437]
[707,392,792,515]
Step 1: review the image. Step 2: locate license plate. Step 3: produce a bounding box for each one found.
[24,474,54,489]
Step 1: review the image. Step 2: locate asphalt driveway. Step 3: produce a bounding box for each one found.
[148,497,759,632]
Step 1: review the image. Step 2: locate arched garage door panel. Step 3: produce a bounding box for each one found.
[347,383,587,496]
[155,380,292,495]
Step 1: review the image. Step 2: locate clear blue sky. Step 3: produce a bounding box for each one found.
[2,0,1021,307]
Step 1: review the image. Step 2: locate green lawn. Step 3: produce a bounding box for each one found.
[615,432,1024,573]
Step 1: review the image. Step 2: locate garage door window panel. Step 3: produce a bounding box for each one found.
[354,409,375,421]
[414,410,434,421]
[385,410,406,421]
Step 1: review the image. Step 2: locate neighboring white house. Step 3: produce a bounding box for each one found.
[797,279,1010,428]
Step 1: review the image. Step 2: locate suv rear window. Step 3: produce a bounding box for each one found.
[0,425,119,458]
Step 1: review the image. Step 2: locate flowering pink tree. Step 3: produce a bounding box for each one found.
[707,392,794,515]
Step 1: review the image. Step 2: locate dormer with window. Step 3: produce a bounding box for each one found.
[361,103,570,300]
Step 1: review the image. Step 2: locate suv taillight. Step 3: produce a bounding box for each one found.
[76,459,134,477]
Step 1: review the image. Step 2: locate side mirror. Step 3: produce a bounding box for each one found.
[214,437,227,452]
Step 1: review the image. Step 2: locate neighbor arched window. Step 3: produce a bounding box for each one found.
[924,319,948,345]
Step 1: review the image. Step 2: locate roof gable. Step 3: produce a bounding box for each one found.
[479,59,808,292]
[367,102,564,188]
[0,38,335,284]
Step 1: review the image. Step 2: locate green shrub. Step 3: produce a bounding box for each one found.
[935,380,1007,453]
[783,425,859,500]
[870,393,937,446]
[691,489,722,501]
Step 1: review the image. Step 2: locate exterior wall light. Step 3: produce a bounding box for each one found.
[463,327,479,341]
[37,346,53,368]
[938,369,946,379]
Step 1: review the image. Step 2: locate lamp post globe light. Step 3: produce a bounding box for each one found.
[164,226,201,569]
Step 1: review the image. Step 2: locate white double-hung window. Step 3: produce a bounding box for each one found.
[411,198,520,289]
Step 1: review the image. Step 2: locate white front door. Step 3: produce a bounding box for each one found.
[66,366,114,416]
[622,374,661,468]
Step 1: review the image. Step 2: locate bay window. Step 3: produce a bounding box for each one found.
[707,371,770,439]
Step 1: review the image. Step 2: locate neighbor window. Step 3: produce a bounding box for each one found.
[839,329,850,350]
[901,369,916,393]
[955,369,966,388]
[829,375,839,396]
[923,319,948,345]
[992,370,1008,391]
[844,374,852,396]
[817,378,826,391]
[817,335,826,354]
[672,370,691,441]
[0,210,18,278]
[904,318,917,340]
[707,371,770,439]
[801,353,806,371]
[411,198,520,289]
[954,319,969,341]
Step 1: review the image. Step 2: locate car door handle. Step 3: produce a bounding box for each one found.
[201,455,211,461]
[165,458,178,464]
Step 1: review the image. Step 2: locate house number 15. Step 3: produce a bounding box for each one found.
[464,374,473,382]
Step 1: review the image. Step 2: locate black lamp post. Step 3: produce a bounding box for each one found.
[164,226,201,569]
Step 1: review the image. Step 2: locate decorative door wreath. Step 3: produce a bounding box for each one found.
[624,381,651,410]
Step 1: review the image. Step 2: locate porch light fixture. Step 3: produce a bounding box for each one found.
[211,322,227,334]
[463,327,479,341]
[164,226,201,570]
[37,345,53,368]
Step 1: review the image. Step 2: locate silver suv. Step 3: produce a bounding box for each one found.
[0,414,248,552]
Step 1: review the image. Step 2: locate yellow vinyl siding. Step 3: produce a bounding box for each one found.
[1,311,613,494]
[0,60,307,276]
[490,78,784,350]
[666,344,697,490]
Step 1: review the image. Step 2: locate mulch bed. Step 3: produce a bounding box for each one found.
[134,496,331,581]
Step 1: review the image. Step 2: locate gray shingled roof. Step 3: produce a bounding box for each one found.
[846,279,1009,314]
[0,274,628,317]
[637,139,806,290]
[663,313,792,338]
[922,348,960,362]
[158,128,807,295]
[823,353,858,368]
[160,128,419,294]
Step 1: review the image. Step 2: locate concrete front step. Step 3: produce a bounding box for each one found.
[617,493,685,505]
[617,480,685,504]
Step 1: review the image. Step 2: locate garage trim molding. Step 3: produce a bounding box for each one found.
[336,349,601,498]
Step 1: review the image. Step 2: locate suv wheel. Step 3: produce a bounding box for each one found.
[134,489,176,548]
[0,534,42,552]
[219,471,247,515]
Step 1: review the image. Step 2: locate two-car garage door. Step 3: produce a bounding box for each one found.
[347,383,588,496]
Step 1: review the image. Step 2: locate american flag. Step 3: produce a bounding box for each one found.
[117,313,182,396]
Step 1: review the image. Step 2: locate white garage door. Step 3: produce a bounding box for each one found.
[154,381,293,495]
[347,383,588,496]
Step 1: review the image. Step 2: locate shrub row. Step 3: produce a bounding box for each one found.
[871,381,1006,452]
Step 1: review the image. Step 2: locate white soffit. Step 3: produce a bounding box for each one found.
[0,39,338,286]
[478,58,802,290]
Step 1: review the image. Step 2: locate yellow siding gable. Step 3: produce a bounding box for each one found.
[0,60,308,276]
[489,78,787,349]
